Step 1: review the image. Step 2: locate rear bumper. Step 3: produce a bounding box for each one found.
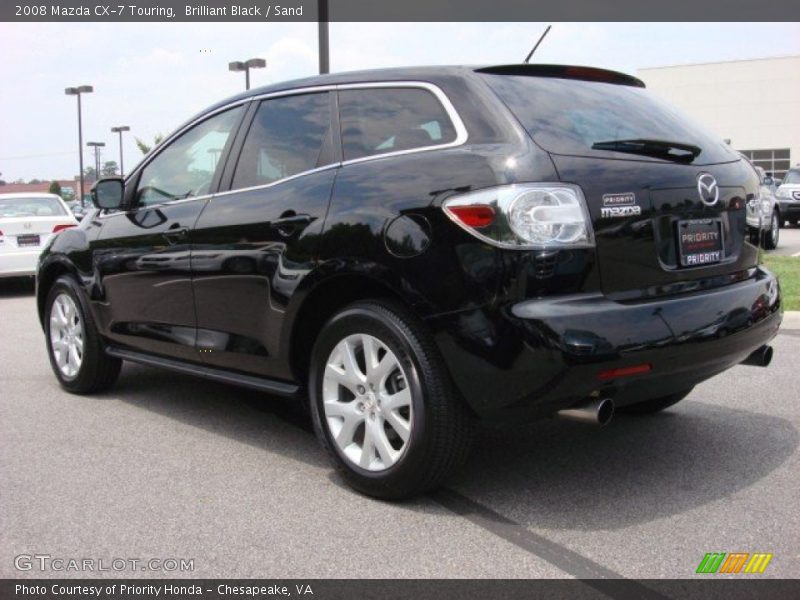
[431,267,781,420]
[0,250,41,278]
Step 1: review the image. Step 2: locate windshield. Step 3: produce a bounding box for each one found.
[783,170,800,185]
[481,74,738,165]
[0,196,67,218]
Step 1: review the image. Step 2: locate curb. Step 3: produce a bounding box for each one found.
[782,311,800,331]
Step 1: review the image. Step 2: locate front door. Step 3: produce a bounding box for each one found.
[91,105,245,360]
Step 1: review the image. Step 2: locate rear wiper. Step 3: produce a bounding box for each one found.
[591,138,702,163]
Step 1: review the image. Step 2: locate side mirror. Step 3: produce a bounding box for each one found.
[763,176,774,187]
[91,177,124,210]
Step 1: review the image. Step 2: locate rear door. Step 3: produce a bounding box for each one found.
[91,105,245,360]
[191,91,338,379]
[480,72,758,299]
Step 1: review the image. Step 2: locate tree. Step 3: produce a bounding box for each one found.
[102,161,119,176]
[135,133,165,155]
[48,181,62,197]
[28,178,43,184]
[83,166,97,184]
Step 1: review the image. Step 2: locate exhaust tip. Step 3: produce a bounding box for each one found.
[741,345,773,367]
[597,398,615,426]
[557,397,615,426]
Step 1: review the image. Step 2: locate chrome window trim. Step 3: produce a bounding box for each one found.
[112,80,468,216]
[336,81,469,166]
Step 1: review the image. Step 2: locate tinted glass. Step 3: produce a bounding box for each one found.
[137,106,243,206]
[338,88,457,161]
[482,74,738,165]
[232,93,332,190]
[0,196,67,217]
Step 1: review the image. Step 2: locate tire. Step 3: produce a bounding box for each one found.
[763,210,779,250]
[44,275,121,394]
[618,388,693,415]
[309,300,473,500]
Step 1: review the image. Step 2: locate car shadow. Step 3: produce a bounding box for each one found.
[447,401,798,530]
[104,364,797,530]
[0,277,35,297]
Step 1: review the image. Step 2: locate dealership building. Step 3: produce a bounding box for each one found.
[638,55,800,180]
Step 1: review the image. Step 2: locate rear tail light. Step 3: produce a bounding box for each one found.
[442,183,593,249]
[52,224,76,234]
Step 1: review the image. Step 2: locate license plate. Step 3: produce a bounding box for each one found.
[16,234,40,247]
[677,219,723,267]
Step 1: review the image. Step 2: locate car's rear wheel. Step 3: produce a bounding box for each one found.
[763,210,780,249]
[45,276,121,394]
[309,300,473,499]
[618,388,693,415]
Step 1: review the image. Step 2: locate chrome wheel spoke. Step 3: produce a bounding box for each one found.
[370,420,397,466]
[382,387,412,412]
[384,410,411,442]
[339,338,366,385]
[360,425,376,468]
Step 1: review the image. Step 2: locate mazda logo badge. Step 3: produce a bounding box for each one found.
[24,222,32,229]
[697,173,719,206]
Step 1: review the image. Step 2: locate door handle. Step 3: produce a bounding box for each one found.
[271,214,313,228]
[162,226,189,243]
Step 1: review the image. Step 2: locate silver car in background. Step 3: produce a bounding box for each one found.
[776,167,800,228]
[742,160,780,249]
[0,193,79,278]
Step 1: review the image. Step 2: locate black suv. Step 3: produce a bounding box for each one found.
[37,65,781,499]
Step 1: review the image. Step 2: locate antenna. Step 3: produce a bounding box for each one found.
[524,25,552,64]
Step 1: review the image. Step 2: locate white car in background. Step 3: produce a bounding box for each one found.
[0,193,79,278]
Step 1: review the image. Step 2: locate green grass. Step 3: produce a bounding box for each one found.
[763,255,800,311]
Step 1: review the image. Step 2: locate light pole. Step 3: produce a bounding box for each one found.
[228,58,266,90]
[111,126,130,177]
[87,142,105,180]
[65,85,93,207]
[318,0,329,74]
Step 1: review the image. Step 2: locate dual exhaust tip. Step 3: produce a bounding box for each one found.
[557,345,774,426]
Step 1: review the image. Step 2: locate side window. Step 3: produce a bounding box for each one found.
[231,93,332,190]
[338,87,458,161]
[136,106,243,206]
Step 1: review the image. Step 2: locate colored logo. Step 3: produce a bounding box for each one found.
[696,552,773,574]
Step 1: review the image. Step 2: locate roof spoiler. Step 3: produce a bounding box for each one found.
[475,64,645,88]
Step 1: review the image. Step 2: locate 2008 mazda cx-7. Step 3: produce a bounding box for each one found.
[37,64,782,499]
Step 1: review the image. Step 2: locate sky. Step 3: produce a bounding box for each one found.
[0,22,799,181]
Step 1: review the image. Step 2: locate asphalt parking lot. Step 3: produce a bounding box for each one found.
[1,278,798,581]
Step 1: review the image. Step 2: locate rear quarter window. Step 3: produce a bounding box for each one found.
[338,87,458,161]
[481,74,738,166]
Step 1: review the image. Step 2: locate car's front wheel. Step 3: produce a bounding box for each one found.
[309,300,473,499]
[44,276,121,394]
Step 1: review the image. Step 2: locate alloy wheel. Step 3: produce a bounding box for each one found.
[322,333,413,471]
[49,293,84,379]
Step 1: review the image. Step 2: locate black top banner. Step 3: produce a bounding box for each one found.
[3,0,800,22]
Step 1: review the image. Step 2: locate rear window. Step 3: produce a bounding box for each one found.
[481,74,737,165]
[338,87,458,161]
[0,196,67,218]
